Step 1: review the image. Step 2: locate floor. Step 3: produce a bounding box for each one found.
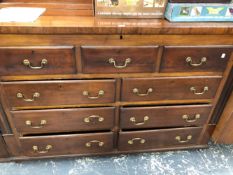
[0,142,233,175]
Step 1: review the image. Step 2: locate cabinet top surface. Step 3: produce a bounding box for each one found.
[0,16,233,35]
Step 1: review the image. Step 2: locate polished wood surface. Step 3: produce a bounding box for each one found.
[120,105,212,129]
[19,132,114,157]
[121,76,222,102]
[81,46,159,73]
[0,46,76,76]
[2,80,116,109]
[160,46,232,73]
[0,0,94,16]
[118,127,203,151]
[11,107,115,135]
[0,16,232,35]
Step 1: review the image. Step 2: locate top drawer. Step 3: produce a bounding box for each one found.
[160,46,232,73]
[81,46,159,73]
[0,46,76,76]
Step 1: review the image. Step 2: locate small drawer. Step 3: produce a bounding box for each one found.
[11,107,115,135]
[120,105,212,129]
[160,46,232,73]
[0,46,76,76]
[20,132,114,157]
[118,127,203,151]
[81,46,159,73]
[2,80,116,109]
[122,76,221,102]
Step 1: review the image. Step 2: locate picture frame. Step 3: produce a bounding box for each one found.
[95,0,168,18]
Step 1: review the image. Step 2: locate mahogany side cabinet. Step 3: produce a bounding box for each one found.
[0,15,233,161]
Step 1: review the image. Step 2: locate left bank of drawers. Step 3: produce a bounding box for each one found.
[1,80,117,156]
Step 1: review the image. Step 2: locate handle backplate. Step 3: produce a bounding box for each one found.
[133,88,153,97]
[186,57,207,67]
[23,59,48,69]
[25,120,47,129]
[84,115,104,123]
[83,90,105,99]
[32,145,52,154]
[182,114,201,123]
[175,135,192,143]
[17,92,40,102]
[108,58,131,69]
[190,86,209,95]
[85,140,104,147]
[130,116,149,126]
[128,138,146,145]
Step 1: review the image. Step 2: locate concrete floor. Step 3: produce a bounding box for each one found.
[0,142,233,175]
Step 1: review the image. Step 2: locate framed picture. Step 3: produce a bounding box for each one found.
[95,0,168,18]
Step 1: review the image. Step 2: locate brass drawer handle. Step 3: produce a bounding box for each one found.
[186,57,207,67]
[25,120,47,129]
[175,135,192,143]
[32,145,52,154]
[128,138,146,145]
[82,90,105,100]
[17,92,40,102]
[84,115,104,123]
[130,116,149,126]
[133,88,153,96]
[108,58,131,69]
[23,59,48,69]
[182,114,200,123]
[85,140,104,147]
[190,86,209,95]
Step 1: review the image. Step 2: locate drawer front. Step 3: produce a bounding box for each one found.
[118,127,202,151]
[0,46,76,76]
[120,105,212,129]
[20,132,114,157]
[2,80,116,108]
[81,46,159,73]
[11,107,115,135]
[160,46,232,73]
[122,77,221,102]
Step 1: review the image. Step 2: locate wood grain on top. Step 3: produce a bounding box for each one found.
[0,16,233,35]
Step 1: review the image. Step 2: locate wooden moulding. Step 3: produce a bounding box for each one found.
[0,136,9,158]
[0,0,94,16]
[212,90,233,144]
